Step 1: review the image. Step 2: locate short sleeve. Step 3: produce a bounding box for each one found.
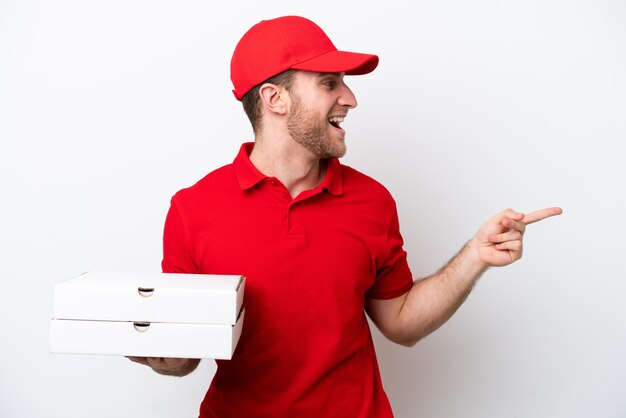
[367,207,413,300]
[161,196,199,274]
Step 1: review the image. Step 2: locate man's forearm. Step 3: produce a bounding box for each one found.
[397,239,488,345]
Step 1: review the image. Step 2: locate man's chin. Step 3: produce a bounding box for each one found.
[320,146,346,159]
[326,136,347,158]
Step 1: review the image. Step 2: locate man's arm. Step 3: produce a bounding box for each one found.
[127,357,201,377]
[366,207,562,347]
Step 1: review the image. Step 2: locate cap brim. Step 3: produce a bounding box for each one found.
[290,50,379,75]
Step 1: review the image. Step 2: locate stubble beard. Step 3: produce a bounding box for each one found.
[286,95,346,159]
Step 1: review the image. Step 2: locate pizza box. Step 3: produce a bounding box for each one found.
[49,270,245,359]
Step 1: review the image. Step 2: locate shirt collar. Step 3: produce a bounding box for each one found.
[233,142,266,190]
[233,142,343,196]
[319,156,343,196]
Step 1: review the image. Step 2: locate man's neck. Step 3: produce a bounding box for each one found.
[249,137,326,199]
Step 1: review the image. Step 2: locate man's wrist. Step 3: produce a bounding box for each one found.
[461,238,490,281]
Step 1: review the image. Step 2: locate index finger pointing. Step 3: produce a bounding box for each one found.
[522,207,563,225]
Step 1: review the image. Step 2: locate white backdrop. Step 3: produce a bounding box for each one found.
[1,1,624,417]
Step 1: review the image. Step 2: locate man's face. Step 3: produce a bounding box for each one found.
[286,71,357,159]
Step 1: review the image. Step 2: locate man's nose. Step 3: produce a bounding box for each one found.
[338,84,357,109]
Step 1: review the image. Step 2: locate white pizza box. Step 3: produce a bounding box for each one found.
[53,270,245,325]
[50,270,246,359]
[49,309,244,359]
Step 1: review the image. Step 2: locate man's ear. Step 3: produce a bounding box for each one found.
[259,83,288,115]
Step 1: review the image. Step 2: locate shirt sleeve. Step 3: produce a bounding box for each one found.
[366,206,414,300]
[161,196,199,274]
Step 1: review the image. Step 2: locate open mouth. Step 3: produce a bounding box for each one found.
[328,116,344,129]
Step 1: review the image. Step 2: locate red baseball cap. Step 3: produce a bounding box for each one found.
[230,16,379,101]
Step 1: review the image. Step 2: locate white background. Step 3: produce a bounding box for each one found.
[1,0,624,417]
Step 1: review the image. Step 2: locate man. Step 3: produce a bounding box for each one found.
[129,15,562,417]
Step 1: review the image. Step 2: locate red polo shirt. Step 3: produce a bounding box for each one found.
[162,143,413,418]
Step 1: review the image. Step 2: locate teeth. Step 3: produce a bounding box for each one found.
[328,116,345,125]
